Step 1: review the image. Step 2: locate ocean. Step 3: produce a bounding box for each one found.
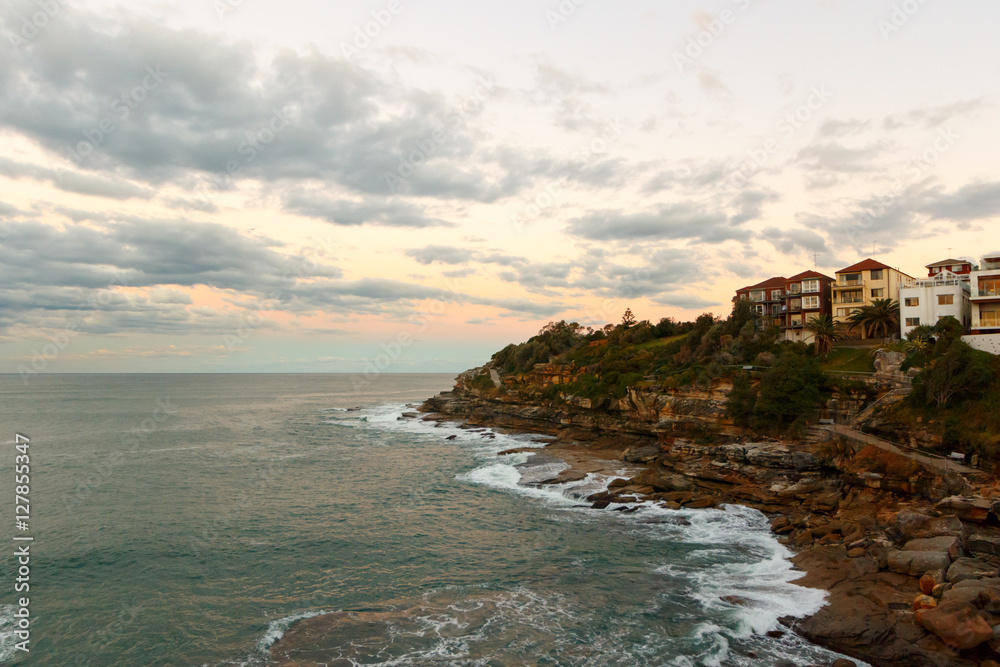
[0,374,858,666]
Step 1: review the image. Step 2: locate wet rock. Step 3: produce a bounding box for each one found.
[917,599,994,649]
[445,434,457,440]
[683,496,717,509]
[770,516,790,533]
[608,478,629,488]
[622,445,660,463]
[538,469,589,485]
[831,660,857,667]
[946,557,999,583]
[631,468,696,493]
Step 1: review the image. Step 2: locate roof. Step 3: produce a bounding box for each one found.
[737,276,787,293]
[837,258,892,274]
[926,258,969,268]
[787,270,833,282]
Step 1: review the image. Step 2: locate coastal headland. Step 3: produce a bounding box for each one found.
[412,361,1000,667]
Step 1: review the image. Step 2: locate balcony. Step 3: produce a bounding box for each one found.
[982,259,1000,271]
[836,297,865,305]
[786,304,802,312]
[977,287,1000,298]
[980,312,1000,328]
[786,321,805,329]
[835,279,864,288]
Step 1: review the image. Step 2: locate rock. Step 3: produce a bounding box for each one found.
[765,629,784,638]
[608,478,629,488]
[591,500,610,510]
[847,548,867,558]
[903,535,962,559]
[793,531,814,547]
[917,599,994,649]
[920,572,938,595]
[968,533,1000,558]
[932,583,948,599]
[622,445,660,463]
[721,595,751,606]
[539,469,588,485]
[947,557,999,583]
[770,516,790,532]
[683,496,717,509]
[445,434,457,440]
[941,585,1000,613]
[631,469,696,493]
[912,594,937,611]
[895,509,963,539]
[936,495,991,523]
[831,660,856,667]
[887,549,951,577]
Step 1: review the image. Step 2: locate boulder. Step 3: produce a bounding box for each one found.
[920,572,943,595]
[917,599,994,650]
[941,584,1000,613]
[683,496,718,509]
[887,549,951,577]
[631,469,696,493]
[622,445,660,463]
[895,509,963,539]
[912,594,937,611]
[903,535,962,559]
[968,533,1000,558]
[947,557,1000,583]
[936,496,990,523]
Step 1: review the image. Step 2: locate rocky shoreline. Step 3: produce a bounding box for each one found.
[416,369,1000,667]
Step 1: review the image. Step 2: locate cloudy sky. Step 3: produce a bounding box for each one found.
[1,0,998,373]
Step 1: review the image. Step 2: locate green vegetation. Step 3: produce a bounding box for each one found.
[471,300,1000,453]
[820,347,876,374]
[846,298,900,339]
[873,317,1000,462]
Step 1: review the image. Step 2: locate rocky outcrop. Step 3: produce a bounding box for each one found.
[420,369,1000,667]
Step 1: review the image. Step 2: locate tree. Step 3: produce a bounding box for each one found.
[621,308,636,328]
[805,314,844,356]
[847,298,900,340]
[752,353,825,428]
[727,372,757,427]
[912,340,993,408]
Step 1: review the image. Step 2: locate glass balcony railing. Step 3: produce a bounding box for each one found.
[980,312,1000,327]
[836,279,864,287]
[979,288,1000,297]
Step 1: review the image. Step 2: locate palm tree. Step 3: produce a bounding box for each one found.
[847,298,900,340]
[805,314,844,356]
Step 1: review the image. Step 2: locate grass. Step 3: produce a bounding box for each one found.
[634,334,687,351]
[821,346,876,373]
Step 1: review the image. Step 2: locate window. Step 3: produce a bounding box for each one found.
[772,304,781,314]
[980,305,1000,327]
[870,269,884,280]
[871,288,884,298]
[803,296,820,309]
[754,305,764,314]
[938,294,954,306]
[904,297,919,307]
[771,290,783,300]
[750,290,764,302]
[837,308,860,318]
[841,273,862,285]
[802,279,820,293]
[980,279,1000,297]
[788,284,801,294]
[905,317,920,327]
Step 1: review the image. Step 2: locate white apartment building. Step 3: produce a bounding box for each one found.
[970,252,1000,336]
[899,270,971,338]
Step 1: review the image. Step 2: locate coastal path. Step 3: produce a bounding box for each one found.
[820,424,978,475]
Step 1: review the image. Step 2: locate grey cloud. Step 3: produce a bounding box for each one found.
[796,141,890,173]
[283,193,454,228]
[568,203,749,244]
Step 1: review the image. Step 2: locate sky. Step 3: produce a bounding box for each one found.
[1,0,999,374]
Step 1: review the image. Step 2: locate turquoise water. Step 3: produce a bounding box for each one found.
[0,374,855,666]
